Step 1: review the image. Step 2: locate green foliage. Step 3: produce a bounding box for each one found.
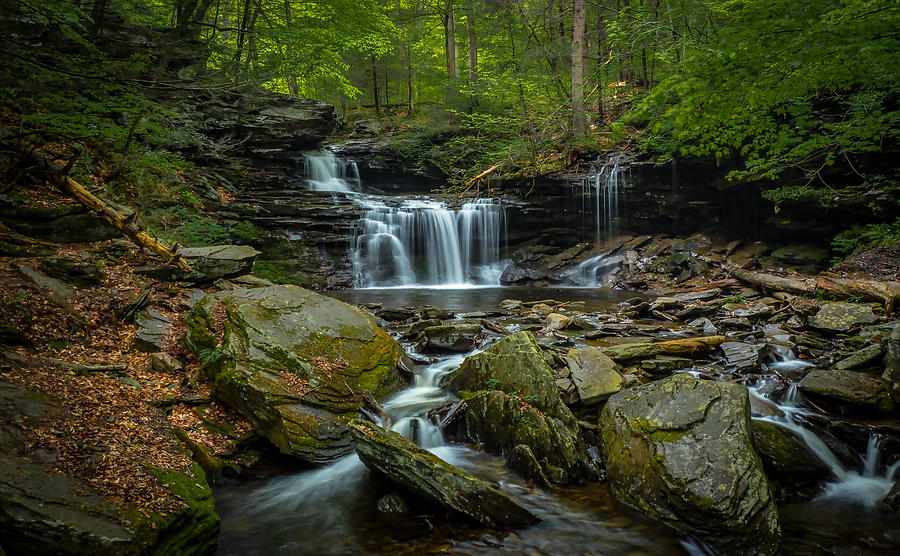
[831,218,900,261]
[629,0,900,211]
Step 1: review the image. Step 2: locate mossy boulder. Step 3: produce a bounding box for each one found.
[599,374,780,554]
[798,369,895,413]
[349,420,538,529]
[441,331,574,426]
[464,390,596,484]
[184,285,405,463]
[808,302,878,333]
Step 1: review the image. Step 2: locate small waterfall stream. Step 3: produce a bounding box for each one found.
[304,150,361,192]
[352,198,507,288]
[750,353,899,508]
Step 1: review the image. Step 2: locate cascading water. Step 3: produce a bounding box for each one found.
[304,150,361,192]
[352,198,507,287]
[750,365,899,508]
[571,154,628,286]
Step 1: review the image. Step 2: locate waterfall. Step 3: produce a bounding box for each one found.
[352,198,506,288]
[304,151,361,192]
[749,378,899,508]
[570,155,627,286]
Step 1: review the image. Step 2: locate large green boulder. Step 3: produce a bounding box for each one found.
[464,391,596,484]
[441,331,573,425]
[185,285,405,463]
[599,374,780,554]
[349,421,538,529]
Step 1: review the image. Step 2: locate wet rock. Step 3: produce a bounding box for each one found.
[677,305,717,320]
[720,341,761,371]
[402,318,441,339]
[420,323,482,353]
[600,374,780,554]
[655,335,728,357]
[442,332,574,424]
[376,491,410,514]
[798,369,894,413]
[419,307,455,320]
[728,242,769,268]
[375,307,416,322]
[600,343,659,363]
[835,344,884,371]
[770,245,829,267]
[530,303,555,316]
[184,285,405,463]
[507,444,551,487]
[499,263,550,285]
[464,390,595,484]
[565,347,623,405]
[150,352,183,374]
[807,302,878,333]
[751,420,830,481]
[498,299,523,311]
[687,317,718,336]
[134,309,171,353]
[640,356,692,376]
[349,421,539,528]
[673,288,721,303]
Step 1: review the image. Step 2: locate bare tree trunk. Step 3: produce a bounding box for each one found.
[444,0,457,79]
[465,0,477,110]
[372,55,381,118]
[596,6,606,120]
[395,0,413,109]
[571,0,587,137]
[284,0,299,95]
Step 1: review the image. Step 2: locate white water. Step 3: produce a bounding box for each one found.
[750,371,899,508]
[304,150,361,192]
[352,198,507,287]
[570,155,627,286]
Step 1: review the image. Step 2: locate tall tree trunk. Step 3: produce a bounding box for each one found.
[284,0,299,95]
[372,55,381,118]
[175,0,213,40]
[232,0,253,68]
[571,0,587,138]
[90,0,107,34]
[596,7,606,120]
[394,0,413,109]
[465,0,477,110]
[444,0,457,79]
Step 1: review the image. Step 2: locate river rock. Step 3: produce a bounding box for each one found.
[720,341,761,371]
[420,323,482,352]
[640,356,692,376]
[442,331,574,424]
[0,382,219,555]
[600,342,659,363]
[184,285,405,463]
[464,390,595,484]
[672,288,721,303]
[807,302,878,333]
[797,369,894,413]
[834,344,884,371]
[599,374,780,554]
[499,263,550,284]
[349,421,538,528]
[566,347,623,405]
[751,420,831,482]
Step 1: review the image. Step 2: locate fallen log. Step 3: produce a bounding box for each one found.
[731,268,900,313]
[3,126,190,272]
[655,335,729,356]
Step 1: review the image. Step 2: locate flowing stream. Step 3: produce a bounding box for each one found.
[215,338,693,555]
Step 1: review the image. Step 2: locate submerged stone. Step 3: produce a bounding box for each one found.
[349,421,538,529]
[599,374,780,554]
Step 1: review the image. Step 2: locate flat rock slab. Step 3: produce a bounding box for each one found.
[672,288,721,303]
[350,421,538,529]
[566,347,623,405]
[720,341,761,370]
[834,344,884,370]
[601,342,659,363]
[420,323,482,352]
[798,369,894,413]
[134,309,171,353]
[808,302,878,333]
